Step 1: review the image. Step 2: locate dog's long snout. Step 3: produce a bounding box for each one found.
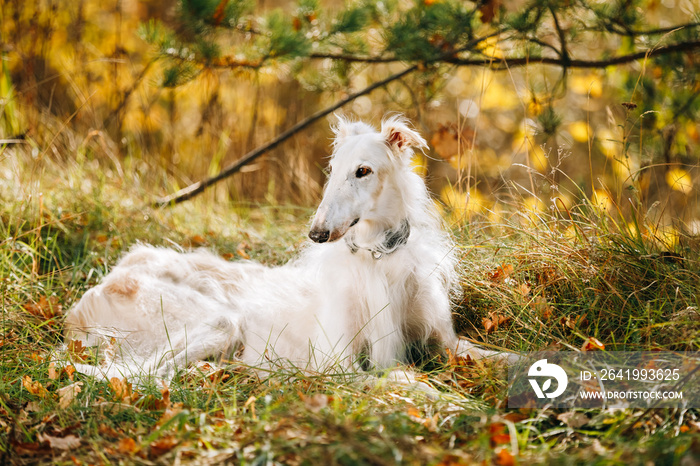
[309,228,330,243]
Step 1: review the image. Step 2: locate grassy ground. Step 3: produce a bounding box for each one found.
[1,150,699,465]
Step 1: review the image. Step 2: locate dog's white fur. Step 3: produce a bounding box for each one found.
[64,116,501,381]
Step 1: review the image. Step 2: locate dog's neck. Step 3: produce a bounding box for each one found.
[345,219,410,260]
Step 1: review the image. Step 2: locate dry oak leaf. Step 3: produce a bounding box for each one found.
[23,295,61,320]
[67,340,88,362]
[110,377,139,404]
[149,436,180,458]
[557,411,590,428]
[37,433,81,450]
[58,382,83,409]
[483,311,511,334]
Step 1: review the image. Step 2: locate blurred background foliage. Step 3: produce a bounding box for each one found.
[2,0,700,243]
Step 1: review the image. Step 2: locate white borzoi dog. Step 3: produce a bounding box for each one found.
[64,115,505,382]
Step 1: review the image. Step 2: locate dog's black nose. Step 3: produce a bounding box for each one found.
[309,229,330,243]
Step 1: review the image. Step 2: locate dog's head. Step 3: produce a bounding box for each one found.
[309,115,428,244]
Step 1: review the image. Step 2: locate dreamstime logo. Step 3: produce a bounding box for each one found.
[528,359,568,399]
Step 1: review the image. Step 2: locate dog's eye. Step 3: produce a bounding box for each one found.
[355,166,372,178]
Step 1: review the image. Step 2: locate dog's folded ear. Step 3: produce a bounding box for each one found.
[381,115,428,155]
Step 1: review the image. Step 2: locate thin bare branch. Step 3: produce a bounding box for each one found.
[154,65,418,207]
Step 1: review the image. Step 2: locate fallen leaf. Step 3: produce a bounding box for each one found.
[489,264,514,283]
[494,446,515,466]
[149,436,179,458]
[118,437,138,454]
[48,362,58,380]
[50,363,76,381]
[110,377,138,404]
[560,314,588,330]
[531,296,553,320]
[503,412,529,423]
[158,406,184,425]
[300,393,330,413]
[67,340,88,362]
[38,433,81,450]
[156,381,171,410]
[581,337,605,351]
[98,424,120,438]
[25,401,42,412]
[237,242,251,260]
[483,317,495,334]
[406,406,421,419]
[557,411,589,428]
[58,382,83,409]
[483,311,511,334]
[23,296,61,320]
[518,282,531,297]
[22,376,48,398]
[185,235,207,247]
[489,423,510,447]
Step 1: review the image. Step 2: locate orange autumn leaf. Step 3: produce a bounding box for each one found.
[110,377,138,404]
[483,311,511,334]
[488,264,514,283]
[118,437,138,454]
[67,340,88,362]
[494,447,516,466]
[23,295,61,320]
[406,406,422,418]
[489,422,511,447]
[22,376,48,398]
[186,235,207,247]
[581,337,605,351]
[65,365,76,381]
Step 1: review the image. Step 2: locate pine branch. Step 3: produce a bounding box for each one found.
[154,65,418,207]
[591,22,700,37]
[307,39,700,69]
[445,39,700,69]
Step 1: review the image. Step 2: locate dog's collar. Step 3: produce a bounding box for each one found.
[345,219,411,260]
